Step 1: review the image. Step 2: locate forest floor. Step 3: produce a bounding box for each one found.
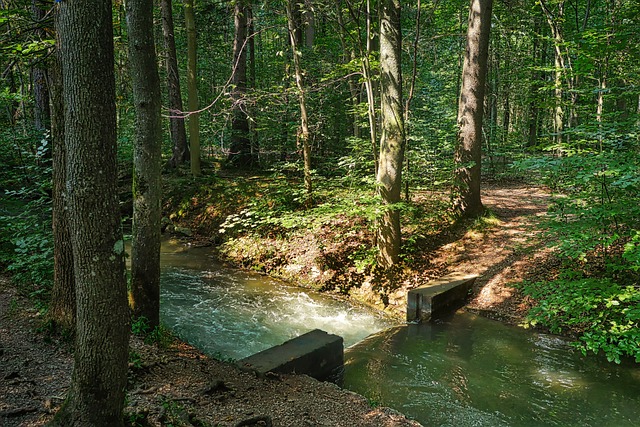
[0,181,554,427]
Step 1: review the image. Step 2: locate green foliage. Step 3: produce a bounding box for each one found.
[219,177,383,238]
[129,349,143,370]
[518,276,640,364]
[515,151,640,264]
[515,147,640,363]
[0,133,53,308]
[131,316,174,348]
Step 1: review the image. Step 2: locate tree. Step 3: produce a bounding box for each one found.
[286,0,312,201]
[228,0,253,168]
[30,0,49,132]
[376,0,404,268]
[184,0,201,176]
[162,0,189,167]
[127,0,162,327]
[453,0,493,218]
[48,16,75,333]
[50,0,129,423]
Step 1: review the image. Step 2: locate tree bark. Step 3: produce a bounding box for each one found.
[127,0,163,328]
[48,18,75,334]
[51,0,129,424]
[31,0,49,132]
[162,0,189,167]
[453,0,493,218]
[376,0,404,269]
[184,0,201,176]
[228,0,253,168]
[286,0,312,201]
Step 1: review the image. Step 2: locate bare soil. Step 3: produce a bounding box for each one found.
[0,182,553,427]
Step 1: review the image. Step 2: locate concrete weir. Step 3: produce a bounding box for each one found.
[238,329,344,382]
[407,273,478,322]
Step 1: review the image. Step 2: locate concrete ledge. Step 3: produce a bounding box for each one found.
[238,329,344,382]
[407,273,477,322]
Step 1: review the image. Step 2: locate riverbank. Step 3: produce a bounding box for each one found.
[0,274,421,427]
[0,180,556,426]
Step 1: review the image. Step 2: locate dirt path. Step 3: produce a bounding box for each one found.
[438,183,552,322]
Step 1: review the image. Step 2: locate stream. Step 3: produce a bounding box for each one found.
[158,240,640,427]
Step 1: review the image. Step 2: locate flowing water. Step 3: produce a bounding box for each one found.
[158,240,640,427]
[343,315,640,427]
[159,240,397,360]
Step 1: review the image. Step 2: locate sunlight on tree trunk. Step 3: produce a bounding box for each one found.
[453,0,492,218]
[376,0,404,269]
[286,0,312,201]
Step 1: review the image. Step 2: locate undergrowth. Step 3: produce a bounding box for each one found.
[515,148,640,363]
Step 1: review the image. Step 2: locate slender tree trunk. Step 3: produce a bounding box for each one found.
[184,0,200,176]
[31,0,49,132]
[127,0,163,328]
[286,0,312,201]
[304,0,315,49]
[162,0,189,167]
[540,0,566,150]
[404,0,422,201]
[527,18,541,147]
[363,0,378,174]
[453,0,493,218]
[48,20,75,334]
[51,0,129,423]
[335,4,361,139]
[228,0,252,168]
[376,0,404,269]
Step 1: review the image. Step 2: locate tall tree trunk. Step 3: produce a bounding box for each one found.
[286,0,312,201]
[162,0,189,167]
[48,20,75,334]
[335,4,361,138]
[228,0,252,168]
[540,0,566,150]
[363,0,378,174]
[527,18,542,147]
[184,0,201,176]
[51,0,129,423]
[304,0,314,49]
[453,0,493,218]
[376,0,404,269]
[31,0,49,132]
[127,0,162,328]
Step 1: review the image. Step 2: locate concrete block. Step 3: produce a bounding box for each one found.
[238,329,344,382]
[407,273,477,322]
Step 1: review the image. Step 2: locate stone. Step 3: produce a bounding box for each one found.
[406,272,477,322]
[238,329,343,383]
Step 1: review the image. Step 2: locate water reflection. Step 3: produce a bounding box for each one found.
[156,240,640,426]
[343,314,640,427]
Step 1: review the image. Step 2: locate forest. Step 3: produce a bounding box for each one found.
[1,0,639,425]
